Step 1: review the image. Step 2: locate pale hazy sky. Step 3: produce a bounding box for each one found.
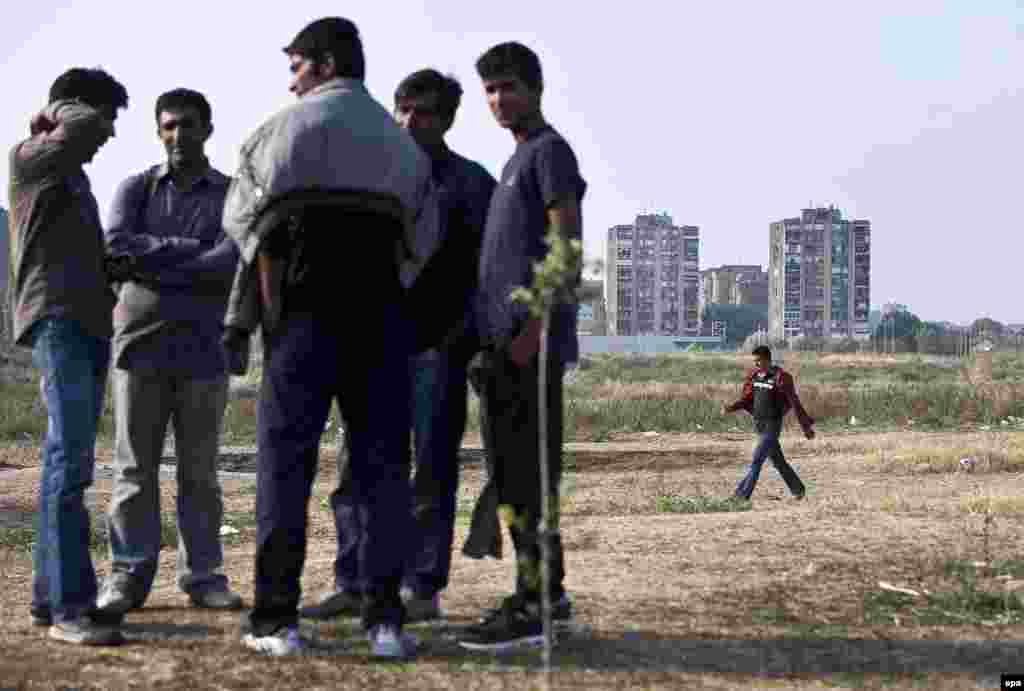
[2,1,1021,324]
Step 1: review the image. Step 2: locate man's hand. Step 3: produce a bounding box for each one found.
[508,324,541,367]
[30,111,57,136]
[720,404,730,416]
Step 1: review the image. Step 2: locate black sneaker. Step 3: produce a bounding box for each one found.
[298,589,362,620]
[30,605,52,627]
[459,598,545,652]
[476,594,573,627]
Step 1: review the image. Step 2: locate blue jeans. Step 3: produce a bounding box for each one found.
[29,318,110,623]
[404,346,467,597]
[331,348,462,598]
[735,420,805,500]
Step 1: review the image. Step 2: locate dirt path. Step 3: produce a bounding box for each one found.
[1,431,1022,690]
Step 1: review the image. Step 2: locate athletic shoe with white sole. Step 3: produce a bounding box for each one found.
[242,626,305,656]
[459,599,545,652]
[367,624,417,659]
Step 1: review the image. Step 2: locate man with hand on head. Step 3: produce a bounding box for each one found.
[9,66,128,646]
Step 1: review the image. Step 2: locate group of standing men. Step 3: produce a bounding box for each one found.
[7,16,585,660]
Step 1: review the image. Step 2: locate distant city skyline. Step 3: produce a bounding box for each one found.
[2,2,1021,324]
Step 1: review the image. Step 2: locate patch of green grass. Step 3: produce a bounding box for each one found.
[864,562,1024,627]
[0,377,47,442]
[654,494,751,514]
[751,606,848,638]
[824,672,929,689]
[0,524,36,551]
[0,514,179,554]
[220,396,259,446]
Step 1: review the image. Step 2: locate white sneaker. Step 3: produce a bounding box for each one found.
[242,626,305,656]
[367,624,417,659]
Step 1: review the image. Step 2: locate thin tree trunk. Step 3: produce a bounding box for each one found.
[537,308,554,677]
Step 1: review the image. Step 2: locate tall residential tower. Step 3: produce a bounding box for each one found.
[605,213,700,336]
[768,207,871,341]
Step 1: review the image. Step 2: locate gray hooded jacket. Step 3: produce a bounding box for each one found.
[221,78,432,344]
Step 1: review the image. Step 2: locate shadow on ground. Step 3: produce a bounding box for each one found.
[545,632,1022,675]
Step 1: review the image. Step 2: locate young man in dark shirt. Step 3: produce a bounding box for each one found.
[458,42,586,652]
[723,345,815,500]
[9,67,128,646]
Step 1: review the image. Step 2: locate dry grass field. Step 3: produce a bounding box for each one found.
[1,351,1022,689]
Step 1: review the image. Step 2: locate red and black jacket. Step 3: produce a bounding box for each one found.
[726,365,815,434]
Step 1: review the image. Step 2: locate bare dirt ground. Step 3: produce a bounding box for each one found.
[1,431,1022,690]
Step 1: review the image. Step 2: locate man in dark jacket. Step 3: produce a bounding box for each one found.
[723,345,815,500]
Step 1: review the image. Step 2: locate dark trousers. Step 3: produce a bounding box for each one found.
[735,420,805,499]
[480,349,566,602]
[247,310,412,634]
[331,342,470,598]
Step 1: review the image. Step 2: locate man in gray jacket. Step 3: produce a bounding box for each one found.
[97,88,242,617]
[221,17,431,659]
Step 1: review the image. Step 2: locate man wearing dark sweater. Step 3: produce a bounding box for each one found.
[723,345,815,500]
[97,88,242,616]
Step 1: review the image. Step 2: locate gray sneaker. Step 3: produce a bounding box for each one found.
[189,586,244,610]
[96,573,142,616]
[299,589,362,620]
[48,617,124,646]
[242,626,305,656]
[367,624,417,659]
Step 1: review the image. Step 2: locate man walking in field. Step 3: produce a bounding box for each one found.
[97,88,242,617]
[722,345,815,500]
[9,67,128,645]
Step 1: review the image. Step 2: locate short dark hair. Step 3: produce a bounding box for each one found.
[283,17,365,80]
[752,345,772,360]
[48,67,128,111]
[155,88,212,126]
[394,69,462,120]
[476,42,543,91]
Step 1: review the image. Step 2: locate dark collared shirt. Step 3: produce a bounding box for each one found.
[106,162,238,377]
[8,100,117,345]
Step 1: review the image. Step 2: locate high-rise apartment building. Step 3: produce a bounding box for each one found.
[768,207,870,341]
[605,213,700,336]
